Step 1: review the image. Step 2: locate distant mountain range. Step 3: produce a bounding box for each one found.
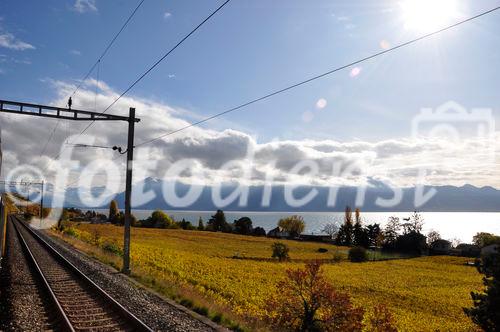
[32,177,500,212]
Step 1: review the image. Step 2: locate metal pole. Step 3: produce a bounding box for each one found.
[40,181,44,227]
[26,183,29,212]
[122,107,135,275]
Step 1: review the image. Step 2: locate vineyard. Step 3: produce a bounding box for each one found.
[50,223,483,331]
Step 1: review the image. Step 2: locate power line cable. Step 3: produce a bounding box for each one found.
[39,120,61,157]
[135,5,500,147]
[73,0,232,141]
[65,143,114,149]
[94,60,101,111]
[63,153,126,190]
[70,0,147,99]
[45,5,499,189]
[40,0,147,172]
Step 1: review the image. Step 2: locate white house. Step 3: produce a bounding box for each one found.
[267,226,289,238]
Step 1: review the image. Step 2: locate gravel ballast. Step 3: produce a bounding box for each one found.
[0,220,55,331]
[36,226,223,332]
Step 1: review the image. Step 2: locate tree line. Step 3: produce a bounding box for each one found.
[323,207,427,255]
[106,201,268,236]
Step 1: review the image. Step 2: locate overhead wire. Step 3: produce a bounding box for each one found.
[72,0,233,141]
[39,0,147,173]
[44,4,500,194]
[39,121,62,157]
[69,0,147,100]
[134,5,500,147]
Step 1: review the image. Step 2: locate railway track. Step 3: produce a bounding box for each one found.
[11,215,153,332]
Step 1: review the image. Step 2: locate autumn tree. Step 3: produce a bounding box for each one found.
[402,211,424,234]
[336,206,354,246]
[208,209,231,232]
[108,200,119,224]
[197,217,205,231]
[266,261,365,331]
[278,215,305,238]
[473,232,500,248]
[369,304,398,332]
[383,216,401,249]
[233,217,253,235]
[367,224,382,247]
[322,221,340,240]
[130,214,140,227]
[143,210,173,228]
[427,230,441,245]
[353,209,369,247]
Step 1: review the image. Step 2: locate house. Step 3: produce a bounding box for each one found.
[450,244,480,257]
[267,226,289,238]
[430,239,452,255]
[299,234,331,242]
[481,244,499,256]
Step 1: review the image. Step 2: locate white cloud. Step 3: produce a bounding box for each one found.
[73,0,97,13]
[0,33,35,50]
[3,79,500,191]
[70,49,82,56]
[164,12,172,19]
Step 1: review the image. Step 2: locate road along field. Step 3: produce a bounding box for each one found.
[49,223,483,331]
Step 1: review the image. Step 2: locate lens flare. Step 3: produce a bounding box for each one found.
[350,67,362,78]
[316,98,327,109]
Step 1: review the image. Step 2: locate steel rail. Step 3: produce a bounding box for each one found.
[12,216,73,331]
[13,216,153,332]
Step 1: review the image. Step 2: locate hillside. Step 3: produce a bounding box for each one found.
[49,224,483,331]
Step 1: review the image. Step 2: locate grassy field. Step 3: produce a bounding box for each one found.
[49,223,483,331]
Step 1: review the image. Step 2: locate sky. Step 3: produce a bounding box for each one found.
[0,0,500,194]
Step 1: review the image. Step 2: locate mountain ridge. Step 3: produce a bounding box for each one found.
[68,178,500,212]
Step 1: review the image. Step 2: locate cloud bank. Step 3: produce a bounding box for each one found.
[2,80,499,193]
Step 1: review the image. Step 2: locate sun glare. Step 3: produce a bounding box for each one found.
[401,0,460,32]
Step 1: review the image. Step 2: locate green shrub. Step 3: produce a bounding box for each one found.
[229,323,246,332]
[193,305,209,316]
[62,227,77,237]
[180,298,194,308]
[271,242,290,262]
[211,313,223,323]
[55,220,70,232]
[101,240,123,256]
[332,250,344,263]
[90,229,101,246]
[348,246,368,262]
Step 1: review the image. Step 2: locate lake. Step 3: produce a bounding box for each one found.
[110,210,500,243]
